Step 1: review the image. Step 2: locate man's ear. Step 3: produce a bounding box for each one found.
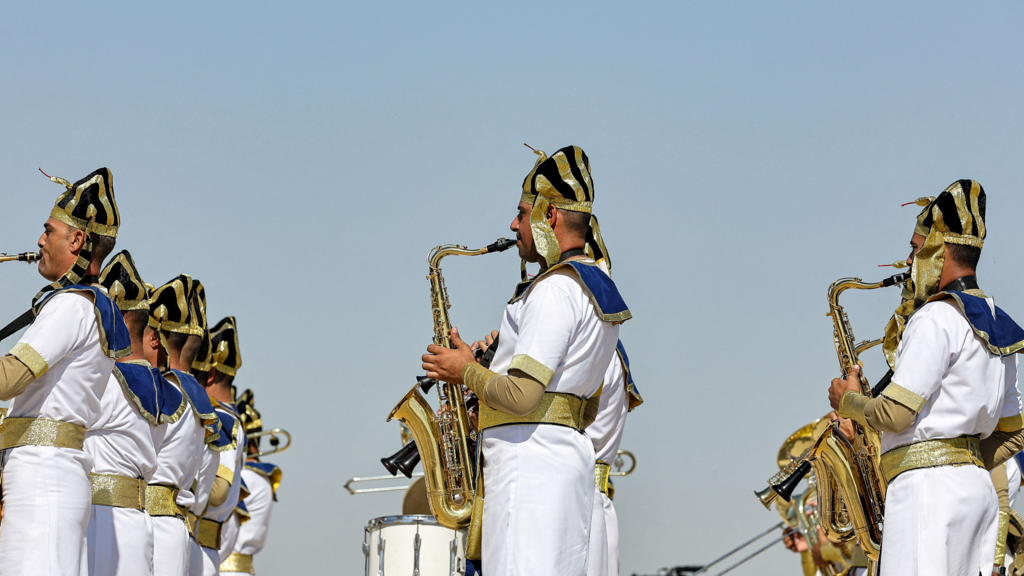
[69,229,87,252]
[547,205,558,227]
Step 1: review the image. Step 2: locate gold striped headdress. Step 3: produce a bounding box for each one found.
[883,179,987,367]
[190,281,213,372]
[98,251,149,311]
[520,145,611,272]
[149,275,196,334]
[210,316,242,376]
[236,389,262,433]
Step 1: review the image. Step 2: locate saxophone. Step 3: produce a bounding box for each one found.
[756,272,908,564]
[386,238,515,529]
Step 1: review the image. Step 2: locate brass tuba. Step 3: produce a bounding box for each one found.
[386,239,515,529]
[756,273,908,563]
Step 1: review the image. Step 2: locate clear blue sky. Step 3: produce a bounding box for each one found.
[3,3,1024,574]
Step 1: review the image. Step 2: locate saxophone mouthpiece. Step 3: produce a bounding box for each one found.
[484,238,516,254]
[880,272,910,288]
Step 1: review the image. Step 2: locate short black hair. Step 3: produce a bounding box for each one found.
[947,244,981,271]
[89,233,116,267]
[164,330,190,353]
[559,209,591,238]
[122,310,149,341]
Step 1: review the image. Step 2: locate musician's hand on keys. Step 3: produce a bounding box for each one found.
[423,327,475,385]
[829,411,856,441]
[470,330,499,363]
[782,528,808,553]
[828,365,861,410]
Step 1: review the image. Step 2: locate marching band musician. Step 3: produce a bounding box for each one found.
[586,341,642,576]
[88,251,166,576]
[196,316,248,576]
[146,277,220,576]
[0,168,131,576]
[221,390,284,576]
[423,145,629,576]
[828,180,1024,576]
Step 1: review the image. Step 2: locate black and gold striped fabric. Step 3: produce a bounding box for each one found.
[188,279,212,371]
[47,167,120,238]
[236,389,262,433]
[521,145,594,214]
[210,316,242,376]
[98,251,150,312]
[148,275,196,334]
[914,179,986,248]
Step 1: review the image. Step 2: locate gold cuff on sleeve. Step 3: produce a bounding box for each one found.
[508,354,554,386]
[216,464,234,484]
[10,343,48,378]
[995,510,1010,564]
[881,382,926,413]
[838,392,869,427]
[997,413,1024,432]
[462,362,495,396]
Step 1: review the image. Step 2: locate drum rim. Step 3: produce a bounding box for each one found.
[365,514,440,529]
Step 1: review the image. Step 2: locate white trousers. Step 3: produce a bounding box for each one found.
[188,539,220,576]
[586,489,620,576]
[88,505,155,576]
[0,446,91,576]
[152,516,191,576]
[482,424,596,576]
[880,465,998,576]
[218,514,240,563]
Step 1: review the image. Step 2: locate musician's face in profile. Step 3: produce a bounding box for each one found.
[511,201,538,263]
[37,217,85,282]
[906,233,926,269]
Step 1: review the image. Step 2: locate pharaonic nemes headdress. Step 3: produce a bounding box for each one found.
[882,179,986,367]
[520,145,612,272]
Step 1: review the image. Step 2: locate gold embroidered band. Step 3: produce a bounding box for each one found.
[838,392,870,427]
[144,484,184,518]
[997,413,1024,432]
[595,460,611,496]
[90,473,146,510]
[479,391,587,432]
[509,354,554,386]
[881,382,927,413]
[186,512,198,535]
[880,436,983,484]
[217,464,235,484]
[10,343,48,378]
[0,417,85,451]
[196,517,223,549]
[220,553,254,574]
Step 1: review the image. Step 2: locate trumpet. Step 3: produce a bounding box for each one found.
[609,449,636,477]
[0,252,39,264]
[249,428,291,457]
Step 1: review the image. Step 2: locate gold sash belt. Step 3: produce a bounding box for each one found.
[144,485,184,519]
[0,417,85,451]
[90,473,146,510]
[186,512,198,535]
[196,517,223,550]
[595,460,611,496]
[479,392,587,432]
[220,552,254,574]
[880,436,983,484]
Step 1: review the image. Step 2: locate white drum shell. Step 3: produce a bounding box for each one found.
[363,515,468,576]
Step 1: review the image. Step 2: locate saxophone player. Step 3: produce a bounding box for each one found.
[423,145,629,576]
[828,180,1024,576]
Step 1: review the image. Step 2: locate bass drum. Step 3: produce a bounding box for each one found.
[363,515,468,576]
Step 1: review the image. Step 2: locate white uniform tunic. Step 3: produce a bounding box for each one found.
[880,300,1022,576]
[221,468,275,574]
[0,293,113,576]
[196,414,245,576]
[188,445,220,576]
[483,271,619,576]
[151,392,203,576]
[586,354,628,576]
[85,367,159,576]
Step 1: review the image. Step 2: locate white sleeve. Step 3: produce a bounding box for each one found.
[1001,355,1022,419]
[887,305,955,412]
[509,277,578,386]
[10,294,91,378]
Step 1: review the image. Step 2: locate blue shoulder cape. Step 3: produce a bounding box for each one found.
[615,340,643,412]
[34,285,131,359]
[511,259,631,324]
[245,461,282,494]
[210,401,243,452]
[930,291,1024,357]
[165,368,220,441]
[112,362,186,425]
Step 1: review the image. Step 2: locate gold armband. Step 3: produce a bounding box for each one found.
[216,464,234,484]
[462,362,495,396]
[881,383,926,413]
[997,413,1024,432]
[838,392,869,427]
[996,510,1010,564]
[10,343,48,378]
